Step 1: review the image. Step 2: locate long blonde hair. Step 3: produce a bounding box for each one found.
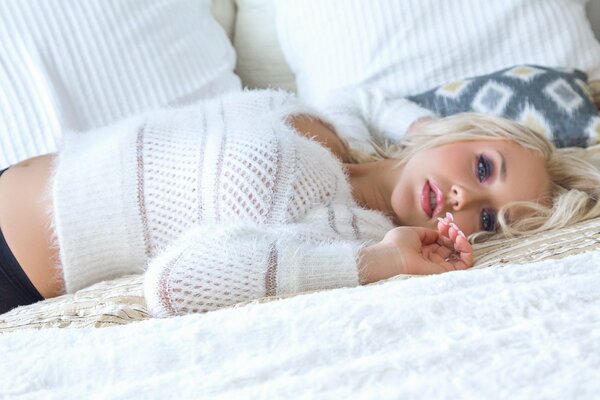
[347,113,600,242]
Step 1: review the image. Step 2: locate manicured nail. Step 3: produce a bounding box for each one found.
[450,222,459,231]
[437,217,448,225]
[458,230,466,238]
[446,212,454,221]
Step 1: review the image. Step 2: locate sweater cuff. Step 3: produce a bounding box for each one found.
[276,241,362,295]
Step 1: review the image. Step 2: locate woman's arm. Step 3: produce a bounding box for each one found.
[320,85,436,150]
[144,220,472,316]
[143,223,363,316]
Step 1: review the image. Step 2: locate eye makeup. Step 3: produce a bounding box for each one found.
[480,207,497,232]
[476,154,494,183]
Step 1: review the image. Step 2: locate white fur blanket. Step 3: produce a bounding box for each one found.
[1,250,599,399]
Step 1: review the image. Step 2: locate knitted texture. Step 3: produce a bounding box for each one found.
[52,90,395,294]
[143,224,364,316]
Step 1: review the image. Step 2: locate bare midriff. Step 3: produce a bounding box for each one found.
[0,153,63,298]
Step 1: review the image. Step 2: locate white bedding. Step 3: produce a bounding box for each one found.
[1,250,599,399]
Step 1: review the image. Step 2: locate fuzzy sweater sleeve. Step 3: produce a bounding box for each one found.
[143,224,365,316]
[321,85,435,152]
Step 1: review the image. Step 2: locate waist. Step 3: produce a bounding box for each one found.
[0,154,63,298]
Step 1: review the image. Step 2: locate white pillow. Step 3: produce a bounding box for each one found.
[211,0,236,41]
[275,0,600,107]
[234,0,296,90]
[0,0,241,168]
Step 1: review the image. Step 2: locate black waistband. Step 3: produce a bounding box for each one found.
[0,167,44,314]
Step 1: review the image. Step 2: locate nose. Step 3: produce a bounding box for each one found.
[448,184,482,211]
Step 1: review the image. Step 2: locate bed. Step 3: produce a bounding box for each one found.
[1,0,600,398]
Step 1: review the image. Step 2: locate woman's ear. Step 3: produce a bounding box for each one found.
[407,116,436,136]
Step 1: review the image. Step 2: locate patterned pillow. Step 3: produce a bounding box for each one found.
[407,65,600,148]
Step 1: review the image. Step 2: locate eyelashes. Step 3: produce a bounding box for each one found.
[481,208,497,232]
[476,155,493,182]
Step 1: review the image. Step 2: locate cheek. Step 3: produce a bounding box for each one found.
[454,213,478,236]
[410,147,468,180]
[390,181,411,222]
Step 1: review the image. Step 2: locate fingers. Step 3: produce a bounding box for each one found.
[422,244,454,265]
[429,253,456,271]
[422,242,440,256]
[435,213,474,269]
[434,245,453,259]
[436,212,456,239]
[435,234,453,249]
[436,217,450,237]
[454,234,474,268]
[418,254,459,274]
[397,221,474,272]
[436,214,458,250]
[423,241,462,271]
[411,226,442,246]
[446,225,473,268]
[446,223,459,241]
[423,242,452,259]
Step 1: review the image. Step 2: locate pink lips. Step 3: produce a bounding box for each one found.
[420,180,444,218]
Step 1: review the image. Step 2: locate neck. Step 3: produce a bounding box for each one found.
[345,159,402,224]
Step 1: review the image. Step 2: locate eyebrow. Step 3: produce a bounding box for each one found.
[496,150,506,182]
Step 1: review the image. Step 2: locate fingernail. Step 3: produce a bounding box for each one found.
[446,212,454,221]
[437,217,448,225]
[458,230,466,238]
[450,222,459,231]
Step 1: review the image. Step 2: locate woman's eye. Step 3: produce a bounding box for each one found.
[481,208,497,232]
[477,155,493,182]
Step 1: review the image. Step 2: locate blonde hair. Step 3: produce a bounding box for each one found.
[346,113,600,243]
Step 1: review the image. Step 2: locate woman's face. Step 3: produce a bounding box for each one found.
[390,139,551,236]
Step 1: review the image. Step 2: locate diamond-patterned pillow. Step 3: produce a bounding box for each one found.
[407,65,600,148]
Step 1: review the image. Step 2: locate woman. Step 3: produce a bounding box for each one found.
[0,90,598,315]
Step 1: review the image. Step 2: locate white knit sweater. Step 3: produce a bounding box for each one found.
[51,89,396,314]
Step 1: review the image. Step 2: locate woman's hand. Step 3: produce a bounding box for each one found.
[358,214,473,284]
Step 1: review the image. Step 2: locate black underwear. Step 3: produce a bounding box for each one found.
[0,167,44,314]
